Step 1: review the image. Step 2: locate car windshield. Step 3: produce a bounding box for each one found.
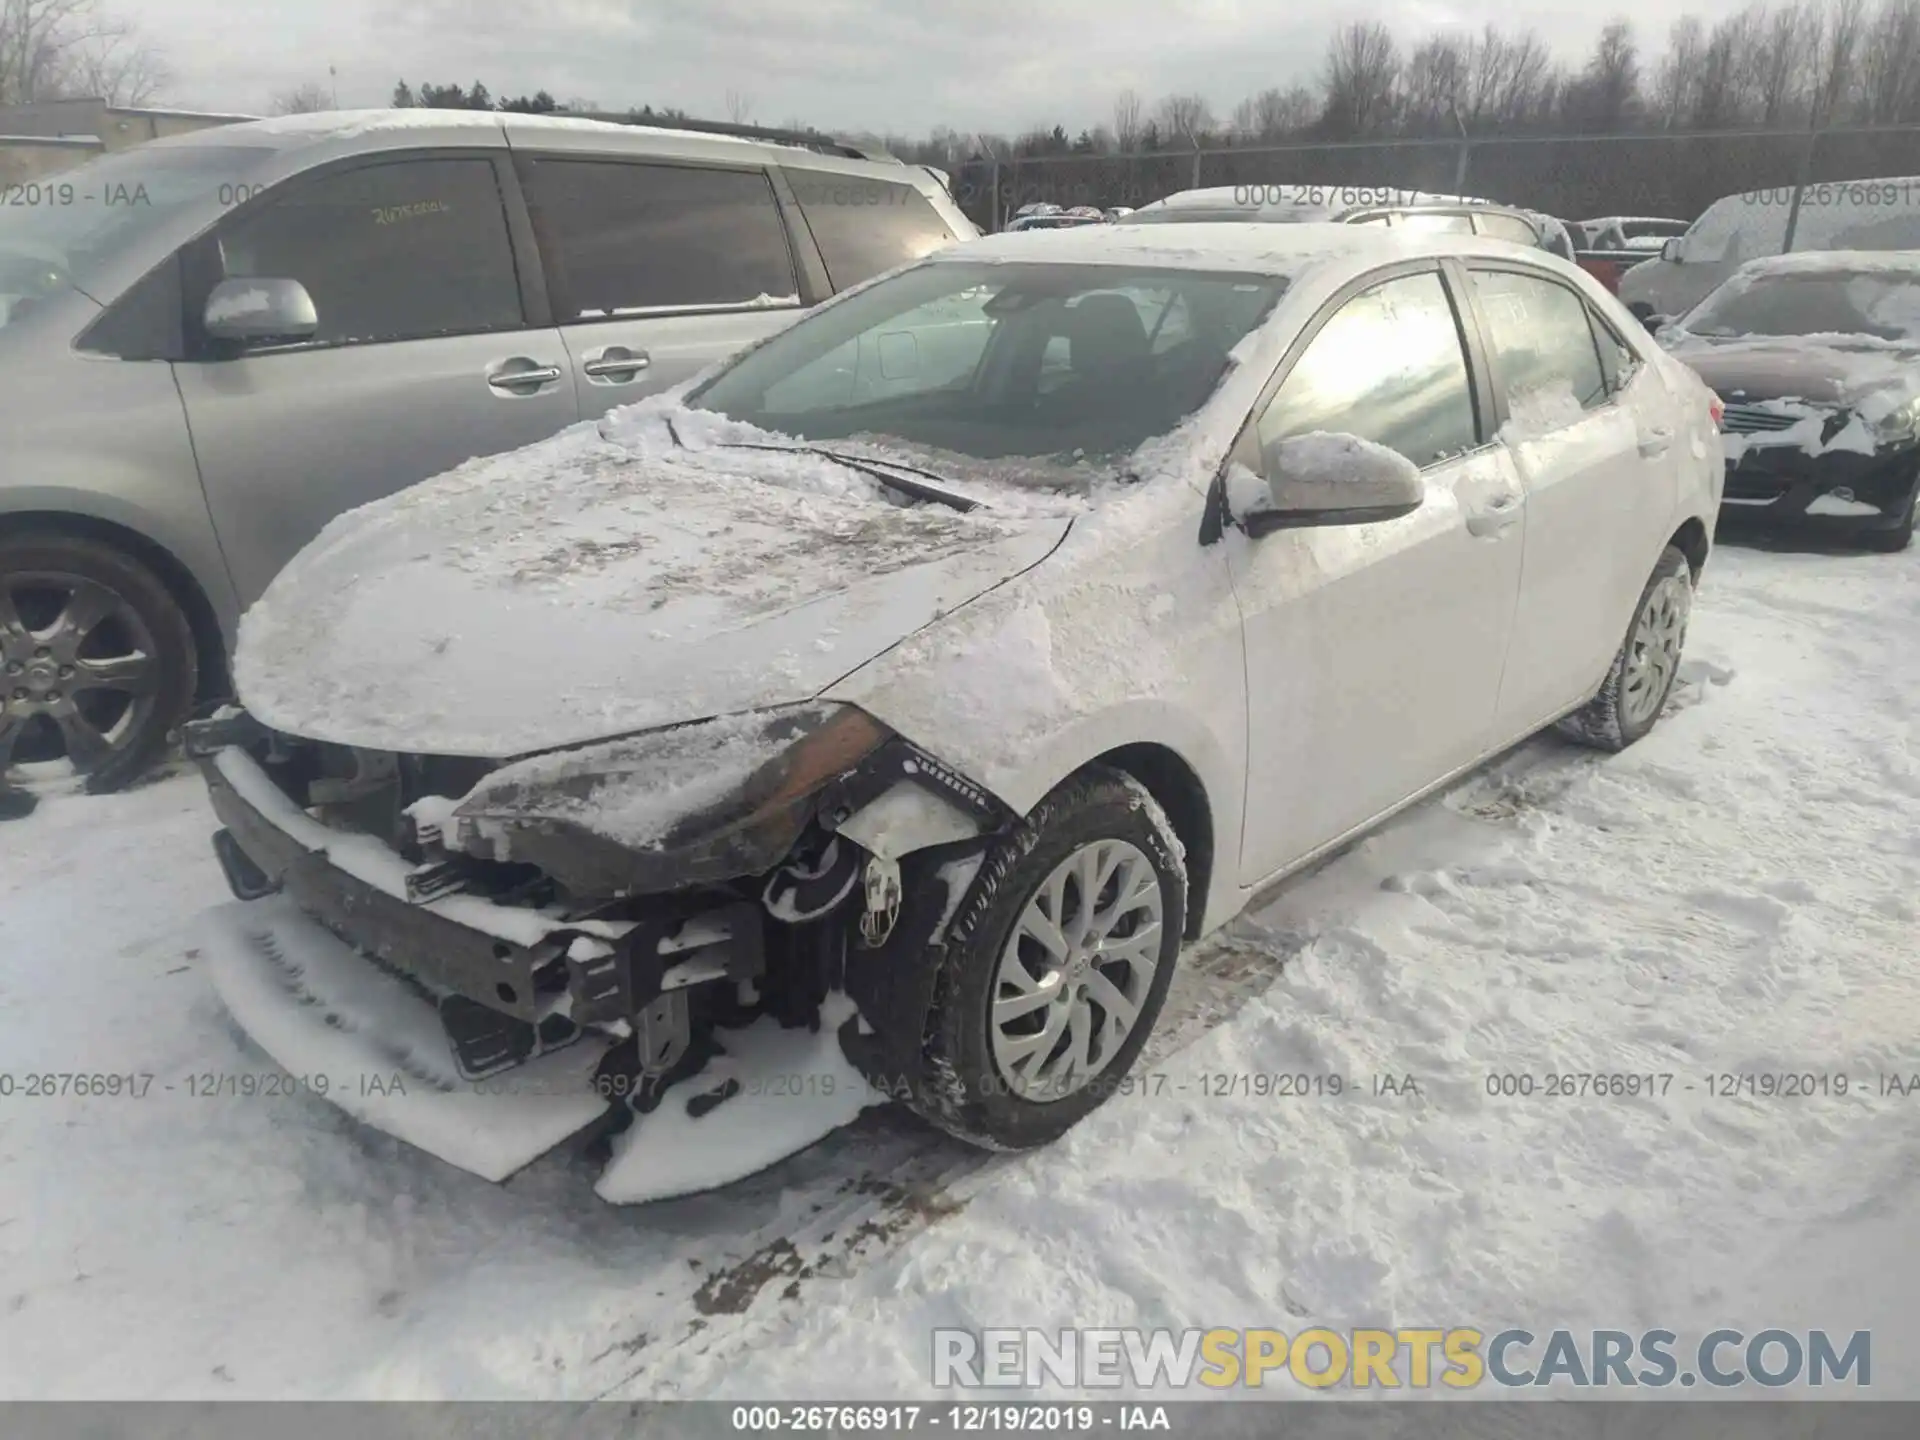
[1683,270,1920,342]
[689,258,1286,470]
[0,143,268,317]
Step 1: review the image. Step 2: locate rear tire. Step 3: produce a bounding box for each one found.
[0,532,197,794]
[1558,545,1693,753]
[906,765,1187,1151]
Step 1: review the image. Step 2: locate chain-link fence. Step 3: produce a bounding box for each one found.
[948,123,1920,232]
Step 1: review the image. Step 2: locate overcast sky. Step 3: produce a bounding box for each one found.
[139,0,1757,137]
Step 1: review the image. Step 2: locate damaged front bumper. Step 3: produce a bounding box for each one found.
[183,709,1007,1191]
[1719,440,1920,533]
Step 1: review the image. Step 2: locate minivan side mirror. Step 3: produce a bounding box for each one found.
[203,277,318,344]
[1660,237,1687,263]
[1239,433,1425,536]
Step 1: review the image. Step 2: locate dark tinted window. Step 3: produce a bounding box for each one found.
[782,170,957,289]
[1469,269,1610,413]
[214,158,523,347]
[521,159,797,318]
[1257,270,1479,468]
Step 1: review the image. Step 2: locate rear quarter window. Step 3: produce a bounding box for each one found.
[781,169,959,290]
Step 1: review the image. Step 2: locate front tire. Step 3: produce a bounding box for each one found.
[907,765,1187,1151]
[1558,544,1693,753]
[0,532,197,794]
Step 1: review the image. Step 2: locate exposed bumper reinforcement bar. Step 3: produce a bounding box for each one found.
[197,896,614,1181]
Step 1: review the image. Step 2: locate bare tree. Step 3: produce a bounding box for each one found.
[1112,87,1143,151]
[270,80,332,115]
[1808,0,1867,123]
[724,87,752,124]
[1862,0,1920,120]
[1156,91,1213,144]
[1652,16,1706,127]
[0,0,168,106]
[1562,19,1641,131]
[1322,20,1400,136]
[1461,26,1557,128]
[1691,9,1760,128]
[1751,2,1816,124]
[1402,33,1470,132]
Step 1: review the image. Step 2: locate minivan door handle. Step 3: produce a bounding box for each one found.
[1638,425,1675,457]
[486,361,563,392]
[582,347,652,381]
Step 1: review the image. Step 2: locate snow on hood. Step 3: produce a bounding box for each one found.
[1664,336,1920,457]
[233,404,1075,758]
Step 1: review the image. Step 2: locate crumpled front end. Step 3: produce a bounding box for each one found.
[184,704,1012,1197]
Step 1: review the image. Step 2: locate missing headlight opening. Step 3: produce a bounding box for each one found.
[186,702,1005,1137]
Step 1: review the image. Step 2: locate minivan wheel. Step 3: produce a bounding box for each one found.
[0,534,197,794]
[1558,544,1693,753]
[906,765,1186,1151]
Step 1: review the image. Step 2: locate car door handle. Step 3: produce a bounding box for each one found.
[583,350,651,380]
[1465,492,1523,537]
[1638,426,1674,456]
[486,362,563,391]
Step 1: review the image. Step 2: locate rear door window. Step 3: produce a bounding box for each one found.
[781,170,958,289]
[1469,269,1612,416]
[519,158,798,318]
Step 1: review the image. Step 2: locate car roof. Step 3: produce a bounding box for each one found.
[940,220,1561,277]
[134,108,906,175]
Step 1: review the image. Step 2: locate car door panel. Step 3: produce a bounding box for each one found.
[1230,444,1527,883]
[1465,266,1676,733]
[178,336,576,604]
[560,310,799,419]
[1227,267,1523,885]
[173,153,578,607]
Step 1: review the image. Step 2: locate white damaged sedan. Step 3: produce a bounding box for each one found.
[187,223,1723,1200]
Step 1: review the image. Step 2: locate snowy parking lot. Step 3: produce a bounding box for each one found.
[4,538,1920,1400]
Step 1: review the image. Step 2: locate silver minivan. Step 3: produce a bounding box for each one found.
[0,111,976,790]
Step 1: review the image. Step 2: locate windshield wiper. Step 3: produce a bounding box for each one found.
[714,440,983,513]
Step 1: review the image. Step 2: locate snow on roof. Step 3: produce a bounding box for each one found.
[945,220,1540,275]
[235,108,765,150]
[1737,248,1920,277]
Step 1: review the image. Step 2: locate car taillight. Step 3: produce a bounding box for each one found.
[1709,396,1724,429]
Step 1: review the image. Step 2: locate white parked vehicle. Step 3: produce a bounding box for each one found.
[187,223,1723,1197]
[1620,177,1920,319]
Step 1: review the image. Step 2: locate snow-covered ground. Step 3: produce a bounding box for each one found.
[3,540,1919,1400]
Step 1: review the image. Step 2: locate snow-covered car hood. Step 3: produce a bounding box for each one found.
[1665,336,1920,412]
[233,412,1074,757]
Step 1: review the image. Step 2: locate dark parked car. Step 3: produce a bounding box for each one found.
[1658,250,1920,551]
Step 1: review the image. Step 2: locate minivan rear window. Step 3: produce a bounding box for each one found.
[782,170,957,289]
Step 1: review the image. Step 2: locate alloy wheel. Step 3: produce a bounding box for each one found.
[0,571,162,775]
[988,838,1166,1102]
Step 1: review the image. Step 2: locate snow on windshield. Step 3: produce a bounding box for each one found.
[1683,267,1920,343]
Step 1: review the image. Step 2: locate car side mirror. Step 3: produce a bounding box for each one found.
[1642,312,1667,336]
[1660,237,1686,264]
[1239,433,1425,536]
[203,277,318,344]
